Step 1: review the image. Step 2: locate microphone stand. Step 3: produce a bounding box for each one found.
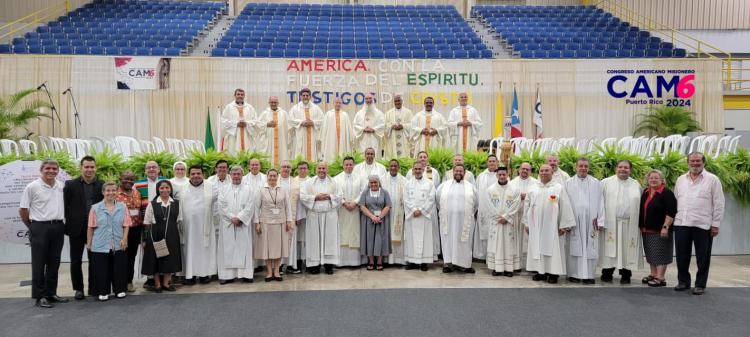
[39,84,62,137]
[64,88,82,159]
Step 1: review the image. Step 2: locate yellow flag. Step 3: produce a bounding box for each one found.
[493,92,503,137]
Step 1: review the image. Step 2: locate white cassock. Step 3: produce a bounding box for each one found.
[289,101,324,162]
[447,105,483,154]
[551,169,570,185]
[320,109,355,163]
[403,176,436,264]
[473,169,496,260]
[524,180,575,275]
[180,180,218,279]
[217,183,255,280]
[484,182,521,272]
[436,179,478,268]
[291,176,309,265]
[406,167,441,189]
[442,169,475,185]
[169,177,189,201]
[353,104,386,158]
[208,175,231,243]
[257,108,291,167]
[243,172,267,192]
[278,176,299,268]
[405,166,441,255]
[384,107,414,159]
[221,101,258,154]
[300,176,343,266]
[508,176,538,267]
[565,175,605,280]
[353,161,387,184]
[384,173,407,264]
[410,110,447,152]
[600,176,643,271]
[333,172,365,266]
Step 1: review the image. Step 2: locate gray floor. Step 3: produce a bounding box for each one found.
[1,287,748,337]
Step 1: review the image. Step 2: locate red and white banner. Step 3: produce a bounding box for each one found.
[114,57,170,90]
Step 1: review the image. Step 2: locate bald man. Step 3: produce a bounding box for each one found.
[257,96,291,167]
[447,92,482,155]
[353,93,385,159]
[320,97,355,163]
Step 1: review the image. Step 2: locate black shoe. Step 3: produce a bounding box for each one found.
[279,266,285,276]
[309,266,320,275]
[219,279,229,285]
[164,284,177,292]
[567,277,581,283]
[183,278,196,286]
[620,277,631,285]
[198,277,211,284]
[600,274,613,282]
[600,268,615,282]
[582,279,595,285]
[289,268,302,274]
[513,269,522,273]
[274,277,283,282]
[74,290,85,300]
[504,272,514,277]
[692,287,705,295]
[46,295,68,303]
[265,277,273,282]
[242,278,254,283]
[492,271,502,276]
[442,266,453,273]
[547,275,559,284]
[254,266,264,272]
[404,263,417,270]
[324,265,334,275]
[674,283,690,291]
[35,298,53,308]
[463,267,476,274]
[532,274,547,281]
[420,264,429,271]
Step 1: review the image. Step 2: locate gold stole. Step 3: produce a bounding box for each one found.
[304,107,312,160]
[335,110,341,153]
[461,107,468,151]
[425,113,432,148]
[272,110,279,166]
[426,165,433,180]
[238,106,246,150]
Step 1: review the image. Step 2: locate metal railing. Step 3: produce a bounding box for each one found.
[0,1,70,43]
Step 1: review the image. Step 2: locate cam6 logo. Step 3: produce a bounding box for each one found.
[607,72,695,106]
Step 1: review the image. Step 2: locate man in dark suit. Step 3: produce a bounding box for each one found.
[64,155,103,300]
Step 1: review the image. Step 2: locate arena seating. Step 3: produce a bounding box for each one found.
[472,5,688,59]
[211,3,492,59]
[0,0,224,56]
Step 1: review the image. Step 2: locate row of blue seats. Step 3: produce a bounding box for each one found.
[37,27,202,36]
[244,3,454,9]
[217,41,487,52]
[47,19,210,27]
[211,47,492,59]
[473,5,600,11]
[517,49,686,58]
[481,11,611,17]
[0,44,181,56]
[26,33,195,43]
[506,36,661,46]
[66,10,218,16]
[221,36,478,44]
[240,12,461,17]
[513,41,672,51]
[501,29,649,38]
[87,0,223,9]
[13,39,189,49]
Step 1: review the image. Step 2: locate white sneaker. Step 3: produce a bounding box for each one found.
[98,295,109,301]
[116,292,126,298]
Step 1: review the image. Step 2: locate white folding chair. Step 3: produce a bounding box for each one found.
[166,138,186,158]
[152,137,166,152]
[713,135,732,158]
[688,135,705,154]
[114,136,142,159]
[728,135,742,153]
[0,139,19,155]
[139,139,156,153]
[19,139,38,155]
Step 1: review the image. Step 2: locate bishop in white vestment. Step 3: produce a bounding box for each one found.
[333,158,365,266]
[403,162,436,269]
[383,94,414,159]
[410,97,447,152]
[474,155,500,260]
[257,96,291,167]
[484,167,521,275]
[300,163,343,274]
[436,165,478,272]
[181,168,218,281]
[353,94,385,159]
[221,89,258,154]
[289,88,324,162]
[217,166,256,282]
[320,98,355,163]
[565,159,605,283]
[447,93,483,154]
[508,162,538,269]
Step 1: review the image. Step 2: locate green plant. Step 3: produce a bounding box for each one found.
[0,153,22,166]
[185,148,230,177]
[646,151,687,187]
[230,151,272,173]
[0,88,51,139]
[33,150,80,177]
[463,150,488,176]
[91,148,126,182]
[633,105,702,137]
[126,151,180,179]
[716,148,750,206]
[511,148,546,175]
[556,146,582,176]
[427,147,454,176]
[589,144,650,182]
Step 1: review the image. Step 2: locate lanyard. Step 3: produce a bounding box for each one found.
[266,187,278,206]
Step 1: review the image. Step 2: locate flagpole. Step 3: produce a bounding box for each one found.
[496,80,502,138]
[535,83,539,140]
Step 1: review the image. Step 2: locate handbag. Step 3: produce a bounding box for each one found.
[152,204,171,258]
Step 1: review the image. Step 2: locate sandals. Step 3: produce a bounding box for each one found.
[367,264,375,271]
[642,275,655,284]
[647,278,667,287]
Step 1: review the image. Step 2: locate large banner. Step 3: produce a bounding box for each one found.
[0,160,70,245]
[114,57,171,90]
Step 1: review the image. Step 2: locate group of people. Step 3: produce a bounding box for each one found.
[20,146,724,309]
[220,88,483,166]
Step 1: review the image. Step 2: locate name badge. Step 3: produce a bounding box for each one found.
[271,208,281,215]
[373,210,381,216]
[129,209,139,216]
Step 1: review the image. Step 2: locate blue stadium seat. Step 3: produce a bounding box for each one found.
[355,49,370,58]
[658,48,672,57]
[616,49,631,58]
[341,49,355,58]
[672,48,687,57]
[211,48,225,57]
[43,45,60,54]
[59,45,74,54]
[73,46,89,54]
[604,49,618,58]
[255,49,270,57]
[562,50,575,58]
[370,49,384,58]
[384,49,398,58]
[270,49,284,57]
[28,45,43,54]
[645,49,659,57]
[313,49,327,58]
[588,49,603,58]
[547,50,561,58]
[299,49,313,57]
[166,47,181,56]
[90,46,104,55]
[630,49,645,58]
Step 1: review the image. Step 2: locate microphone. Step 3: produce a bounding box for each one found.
[62,88,71,95]
[36,81,47,90]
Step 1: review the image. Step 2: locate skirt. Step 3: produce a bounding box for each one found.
[642,232,673,265]
[255,222,289,260]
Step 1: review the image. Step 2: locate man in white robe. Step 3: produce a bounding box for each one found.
[289,161,311,273]
[217,166,256,283]
[320,98,354,163]
[208,160,231,251]
[410,96,447,152]
[405,150,441,256]
[565,157,605,284]
[243,159,267,192]
[547,153,570,185]
[484,167,521,276]
[333,157,365,267]
[447,92,483,154]
[383,94,414,159]
[599,160,643,284]
[436,165,478,273]
[221,88,258,155]
[300,162,343,274]
[353,147,387,183]
[383,159,407,265]
[180,166,218,284]
[403,162,436,271]
[257,96,291,167]
[474,154,500,260]
[289,88,324,162]
[508,162,538,271]
[524,164,576,284]
[442,154,476,184]
[353,93,385,159]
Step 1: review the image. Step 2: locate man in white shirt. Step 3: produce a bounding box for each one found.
[221,88,257,154]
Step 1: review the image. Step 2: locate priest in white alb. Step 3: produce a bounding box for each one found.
[180,166,218,284]
[216,166,256,284]
[403,162,436,271]
[406,150,441,189]
[436,165,478,273]
[447,92,483,155]
[333,157,365,267]
[474,154,500,260]
[257,96,291,167]
[410,96,447,152]
[508,162,538,269]
[300,162,343,275]
[353,93,385,159]
[289,161,311,272]
[484,166,521,276]
[243,159,267,192]
[442,154,476,184]
[353,147,387,183]
[546,153,570,185]
[565,157,605,284]
[221,88,257,155]
[599,160,642,284]
[524,164,575,284]
[383,159,407,265]
[320,97,354,163]
[383,94,414,159]
[289,88,324,162]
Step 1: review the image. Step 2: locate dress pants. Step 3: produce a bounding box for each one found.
[29,221,65,299]
[90,250,128,296]
[126,226,143,284]
[675,226,713,288]
[68,232,93,293]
